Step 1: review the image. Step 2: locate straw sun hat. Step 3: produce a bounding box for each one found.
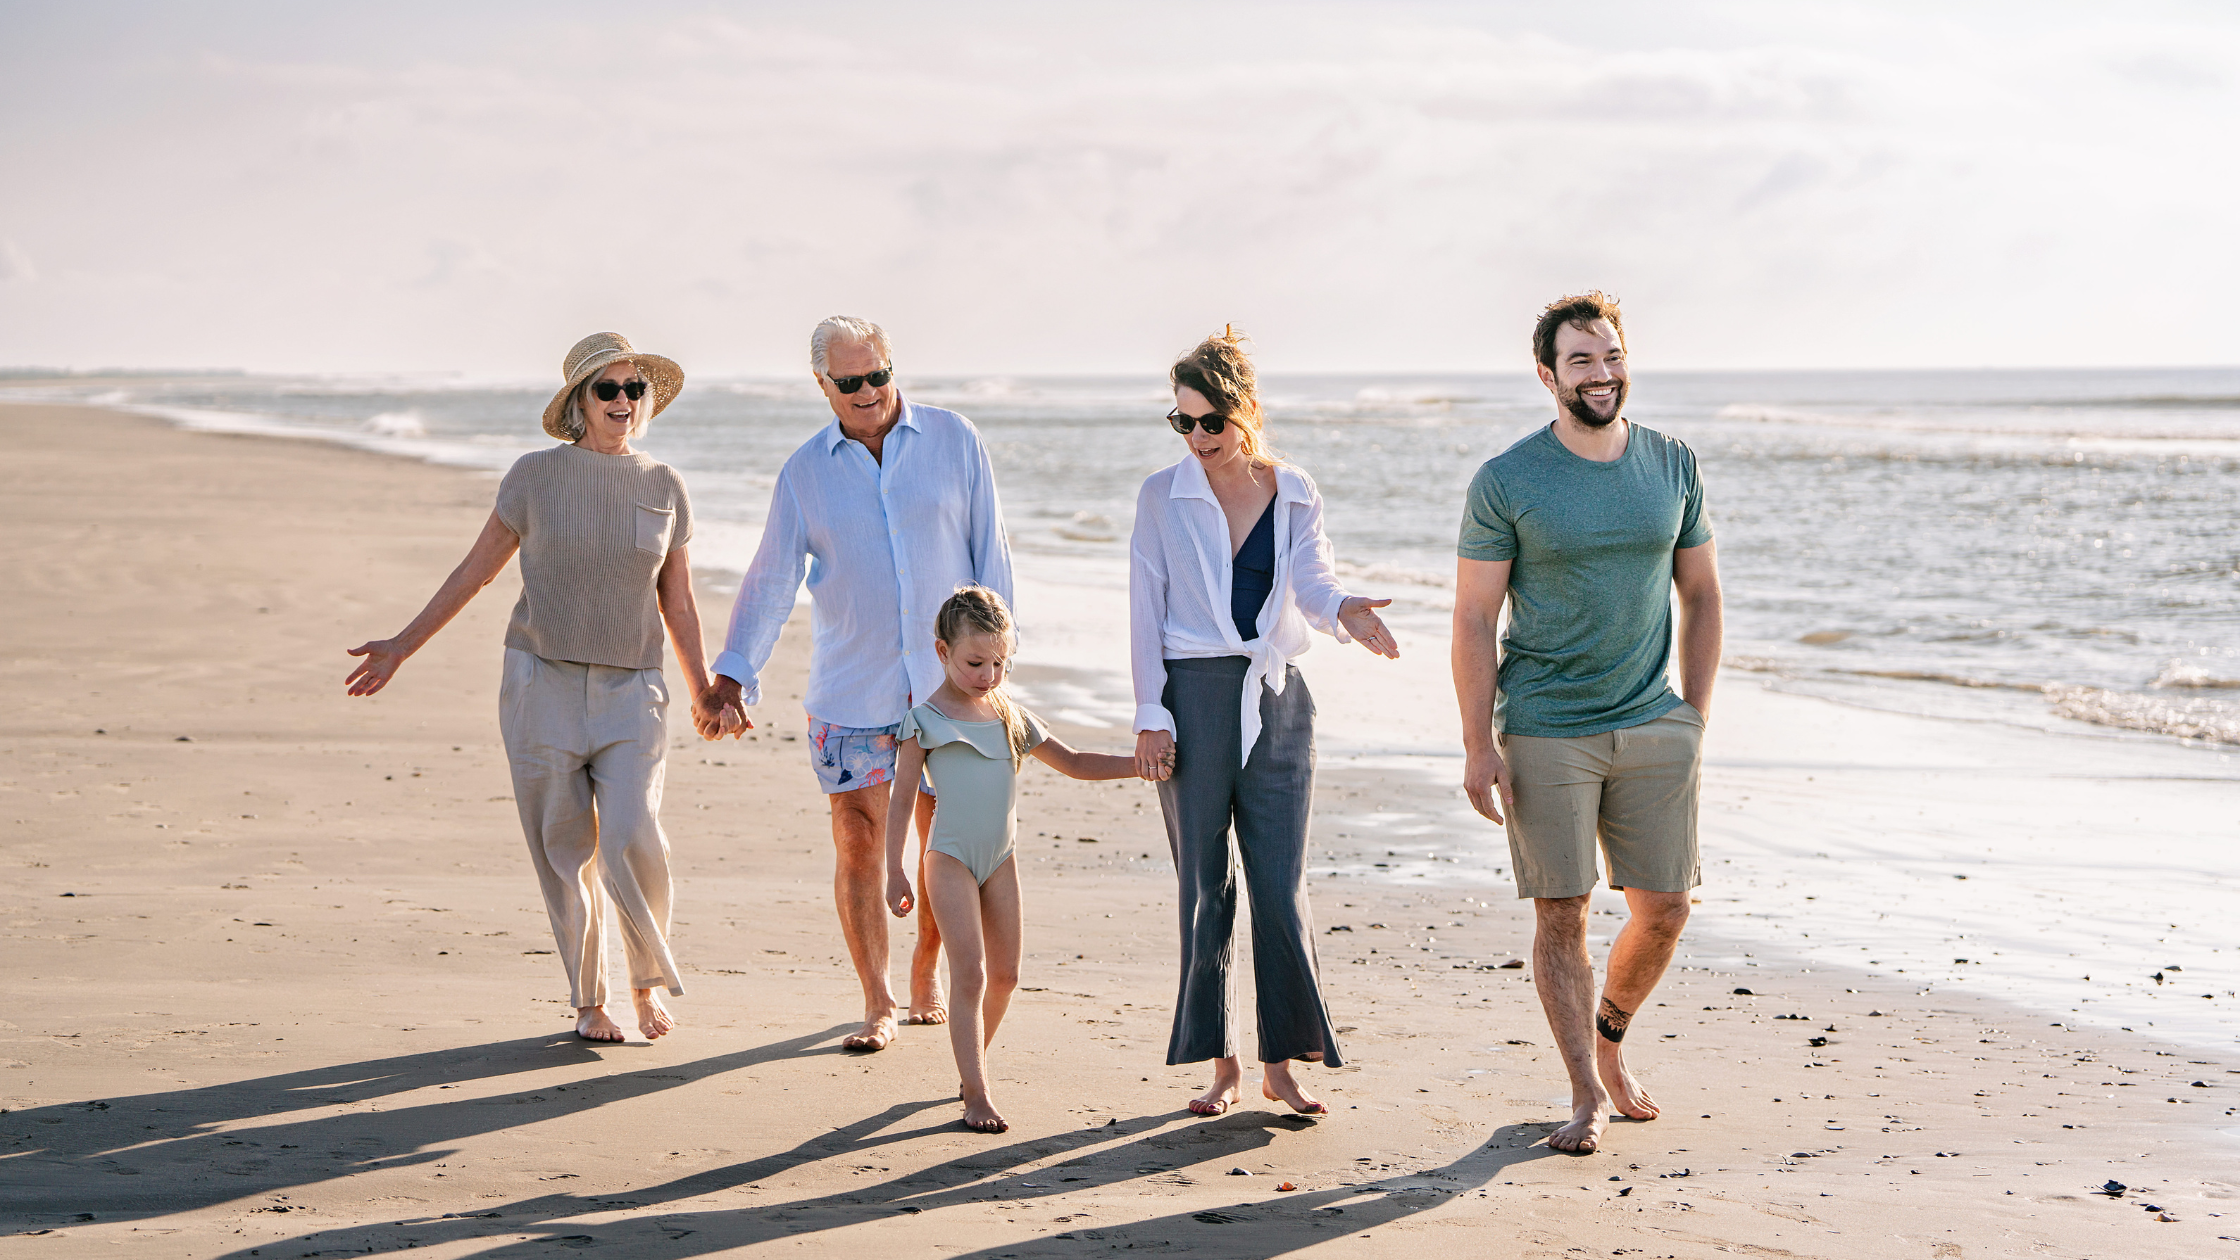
[541,332,685,440]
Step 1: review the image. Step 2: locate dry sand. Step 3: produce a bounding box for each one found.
[2,400,2234,1257]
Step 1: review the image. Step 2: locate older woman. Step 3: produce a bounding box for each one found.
[1130,327,1401,1116]
[345,332,739,1043]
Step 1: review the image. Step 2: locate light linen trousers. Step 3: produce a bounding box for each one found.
[500,647,683,1009]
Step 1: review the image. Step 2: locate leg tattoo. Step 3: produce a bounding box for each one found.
[1596,996,1632,1044]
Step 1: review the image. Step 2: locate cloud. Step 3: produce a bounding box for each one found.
[0,239,34,284]
[0,2,2235,372]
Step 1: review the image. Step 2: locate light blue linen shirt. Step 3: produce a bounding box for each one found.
[712,397,1014,729]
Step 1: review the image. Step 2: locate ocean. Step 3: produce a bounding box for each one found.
[31,365,2240,744]
[11,366,2238,1048]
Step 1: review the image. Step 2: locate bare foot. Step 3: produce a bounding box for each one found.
[907,966,947,1026]
[633,989,676,1041]
[1189,1057,1244,1116]
[1595,1039,1659,1120]
[960,1085,1008,1134]
[1260,1060,1328,1115]
[1548,1094,1610,1154]
[575,1007,625,1043]
[842,1011,899,1052]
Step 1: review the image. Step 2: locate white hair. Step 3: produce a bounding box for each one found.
[564,360,654,441]
[810,316,894,377]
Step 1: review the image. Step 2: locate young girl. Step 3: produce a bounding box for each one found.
[884,586,1140,1134]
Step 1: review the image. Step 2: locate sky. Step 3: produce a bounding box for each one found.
[2,0,2236,376]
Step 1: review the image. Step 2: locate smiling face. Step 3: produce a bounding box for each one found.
[935,630,1012,699]
[815,337,899,435]
[1174,383,1249,473]
[579,359,650,446]
[1539,319,1630,429]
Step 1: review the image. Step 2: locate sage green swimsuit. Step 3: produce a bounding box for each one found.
[901,702,1049,885]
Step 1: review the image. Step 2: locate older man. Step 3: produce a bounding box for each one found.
[708,315,1013,1052]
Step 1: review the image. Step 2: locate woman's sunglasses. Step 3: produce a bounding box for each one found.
[1167,409,1228,435]
[828,367,894,395]
[592,379,649,402]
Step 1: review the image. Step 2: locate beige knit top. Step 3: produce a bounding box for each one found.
[494,443,694,670]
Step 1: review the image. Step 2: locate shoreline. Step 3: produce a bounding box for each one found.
[15,371,2240,751]
[20,391,2240,1044]
[4,401,2236,1256]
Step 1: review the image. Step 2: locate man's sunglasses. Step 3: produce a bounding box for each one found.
[1167,409,1228,435]
[592,379,649,402]
[828,367,894,395]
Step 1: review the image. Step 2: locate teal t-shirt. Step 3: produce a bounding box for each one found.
[1457,422,1712,738]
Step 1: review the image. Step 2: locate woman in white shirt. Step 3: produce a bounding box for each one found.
[1129,328,1401,1117]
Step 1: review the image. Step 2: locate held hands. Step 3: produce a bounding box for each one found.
[695,676,750,741]
[1134,730,1176,782]
[1462,743,1515,825]
[343,639,410,697]
[1339,596,1401,659]
[886,867,915,918]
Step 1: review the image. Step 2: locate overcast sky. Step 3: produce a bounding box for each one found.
[3,1,2235,375]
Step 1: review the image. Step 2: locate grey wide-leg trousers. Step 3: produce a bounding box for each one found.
[1158,656,1343,1067]
[499,648,684,1009]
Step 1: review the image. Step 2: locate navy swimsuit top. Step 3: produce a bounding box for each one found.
[1229,497,1277,643]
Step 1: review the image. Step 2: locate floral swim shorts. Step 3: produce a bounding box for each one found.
[806,716,933,797]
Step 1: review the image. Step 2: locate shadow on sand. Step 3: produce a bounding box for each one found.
[183,1102,1571,1258]
[0,1024,852,1226]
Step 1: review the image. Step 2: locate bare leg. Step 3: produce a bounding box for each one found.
[925,852,1013,1133]
[575,1005,624,1042]
[1533,894,1608,1153]
[1260,1058,1327,1115]
[905,790,948,1025]
[632,987,675,1040]
[830,784,900,1051]
[975,857,1022,1045]
[1191,1057,1243,1116]
[1595,888,1689,1120]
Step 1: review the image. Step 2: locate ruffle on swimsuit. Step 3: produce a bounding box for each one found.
[901,702,1049,885]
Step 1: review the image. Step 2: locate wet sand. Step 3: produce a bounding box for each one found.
[2,400,2234,1258]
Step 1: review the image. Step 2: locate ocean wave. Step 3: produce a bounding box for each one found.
[1334,559,1453,590]
[361,409,428,438]
[2152,661,2240,690]
[2045,684,2240,745]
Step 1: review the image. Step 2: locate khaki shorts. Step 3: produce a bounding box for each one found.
[1500,704,1704,900]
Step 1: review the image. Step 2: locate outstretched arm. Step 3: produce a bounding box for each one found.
[1285,477,1399,658]
[884,740,929,917]
[1671,540,1723,718]
[345,511,519,696]
[1029,736,1143,781]
[1452,556,1513,823]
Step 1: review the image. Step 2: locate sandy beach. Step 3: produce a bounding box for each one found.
[4,399,2236,1258]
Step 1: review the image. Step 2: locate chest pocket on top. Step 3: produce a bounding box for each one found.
[634,503,676,556]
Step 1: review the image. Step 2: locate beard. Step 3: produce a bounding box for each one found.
[1560,378,1627,428]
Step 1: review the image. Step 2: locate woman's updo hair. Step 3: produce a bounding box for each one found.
[1170,325,1280,467]
[933,585,1033,765]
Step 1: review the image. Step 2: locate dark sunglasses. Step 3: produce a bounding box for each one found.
[591,379,649,402]
[1167,409,1228,435]
[828,367,893,395]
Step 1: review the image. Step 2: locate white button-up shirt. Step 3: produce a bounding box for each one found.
[713,398,1013,729]
[1129,455,1354,763]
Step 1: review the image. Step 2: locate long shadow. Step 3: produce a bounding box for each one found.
[0,1024,852,1225]
[200,1108,1566,1258]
